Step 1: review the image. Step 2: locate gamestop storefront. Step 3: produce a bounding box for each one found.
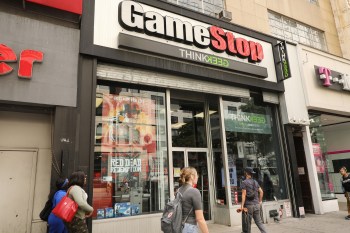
[79,0,291,232]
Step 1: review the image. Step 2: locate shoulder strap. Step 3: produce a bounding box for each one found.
[182,207,193,225]
[177,185,191,198]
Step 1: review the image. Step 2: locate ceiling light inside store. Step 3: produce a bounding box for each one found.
[171,122,187,129]
[194,111,217,118]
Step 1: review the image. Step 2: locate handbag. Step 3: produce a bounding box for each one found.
[39,198,52,221]
[51,187,78,222]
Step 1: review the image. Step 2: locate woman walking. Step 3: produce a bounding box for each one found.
[179,167,209,233]
[65,171,94,233]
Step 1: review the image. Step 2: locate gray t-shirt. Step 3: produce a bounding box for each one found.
[180,184,202,225]
[241,178,259,206]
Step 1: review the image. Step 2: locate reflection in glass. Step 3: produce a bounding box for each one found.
[209,96,227,205]
[309,113,345,200]
[173,151,185,192]
[93,84,168,220]
[164,0,224,17]
[223,94,287,205]
[188,152,211,220]
[171,99,206,147]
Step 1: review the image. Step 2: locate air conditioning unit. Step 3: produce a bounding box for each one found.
[219,10,232,22]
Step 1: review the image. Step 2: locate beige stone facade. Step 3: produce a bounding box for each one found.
[330,0,350,59]
[225,0,344,57]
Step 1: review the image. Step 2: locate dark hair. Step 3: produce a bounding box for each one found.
[68,171,86,188]
[340,166,347,172]
[48,177,68,200]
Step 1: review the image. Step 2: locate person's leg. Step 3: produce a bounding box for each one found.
[252,204,267,233]
[244,206,253,233]
[346,192,350,219]
[241,211,249,233]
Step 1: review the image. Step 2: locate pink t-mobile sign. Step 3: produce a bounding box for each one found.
[317,66,350,91]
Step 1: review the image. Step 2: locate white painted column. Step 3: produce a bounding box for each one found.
[302,126,324,214]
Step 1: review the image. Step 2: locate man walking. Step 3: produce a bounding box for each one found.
[340,166,350,220]
[241,167,267,233]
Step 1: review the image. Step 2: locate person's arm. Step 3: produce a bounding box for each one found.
[190,189,209,233]
[195,210,209,233]
[241,189,246,210]
[341,177,345,194]
[70,186,94,213]
[258,187,264,204]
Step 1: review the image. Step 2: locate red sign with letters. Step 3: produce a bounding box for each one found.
[0,44,43,79]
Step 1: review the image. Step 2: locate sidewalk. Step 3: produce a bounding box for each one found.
[208,211,349,233]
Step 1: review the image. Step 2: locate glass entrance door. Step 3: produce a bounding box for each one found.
[172,148,211,220]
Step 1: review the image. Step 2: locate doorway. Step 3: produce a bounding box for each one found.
[0,150,37,233]
[172,148,211,220]
[293,135,314,213]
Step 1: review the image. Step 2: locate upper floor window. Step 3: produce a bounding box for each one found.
[268,11,327,51]
[164,0,225,17]
[309,0,318,5]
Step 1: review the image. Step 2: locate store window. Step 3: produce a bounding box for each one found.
[309,113,349,199]
[171,98,206,148]
[268,11,327,51]
[93,83,169,219]
[164,0,225,17]
[208,96,228,205]
[223,94,287,205]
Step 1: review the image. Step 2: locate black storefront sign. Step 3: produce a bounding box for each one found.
[118,33,268,79]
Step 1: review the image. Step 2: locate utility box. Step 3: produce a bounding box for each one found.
[219,10,232,22]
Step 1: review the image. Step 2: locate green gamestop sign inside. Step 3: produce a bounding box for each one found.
[224,111,272,134]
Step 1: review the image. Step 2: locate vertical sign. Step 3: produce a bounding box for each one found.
[276,41,291,81]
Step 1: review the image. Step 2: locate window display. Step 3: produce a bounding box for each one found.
[93,83,168,219]
[222,94,287,205]
[309,113,337,200]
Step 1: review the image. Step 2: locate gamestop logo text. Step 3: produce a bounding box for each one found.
[118,1,264,63]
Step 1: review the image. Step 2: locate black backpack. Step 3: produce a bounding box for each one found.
[246,180,258,201]
[39,198,52,221]
[161,186,193,233]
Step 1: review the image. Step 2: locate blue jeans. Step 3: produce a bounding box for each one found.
[182,223,198,233]
[242,204,267,233]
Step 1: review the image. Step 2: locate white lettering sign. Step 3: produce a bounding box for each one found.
[111,158,142,173]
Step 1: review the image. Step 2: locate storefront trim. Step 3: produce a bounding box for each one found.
[97,63,251,98]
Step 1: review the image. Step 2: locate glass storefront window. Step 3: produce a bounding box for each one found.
[171,99,206,147]
[93,83,168,219]
[309,113,349,199]
[223,94,287,205]
[209,96,227,205]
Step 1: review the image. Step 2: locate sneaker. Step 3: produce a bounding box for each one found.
[345,215,350,220]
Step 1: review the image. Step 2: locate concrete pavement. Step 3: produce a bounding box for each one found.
[208,211,349,233]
